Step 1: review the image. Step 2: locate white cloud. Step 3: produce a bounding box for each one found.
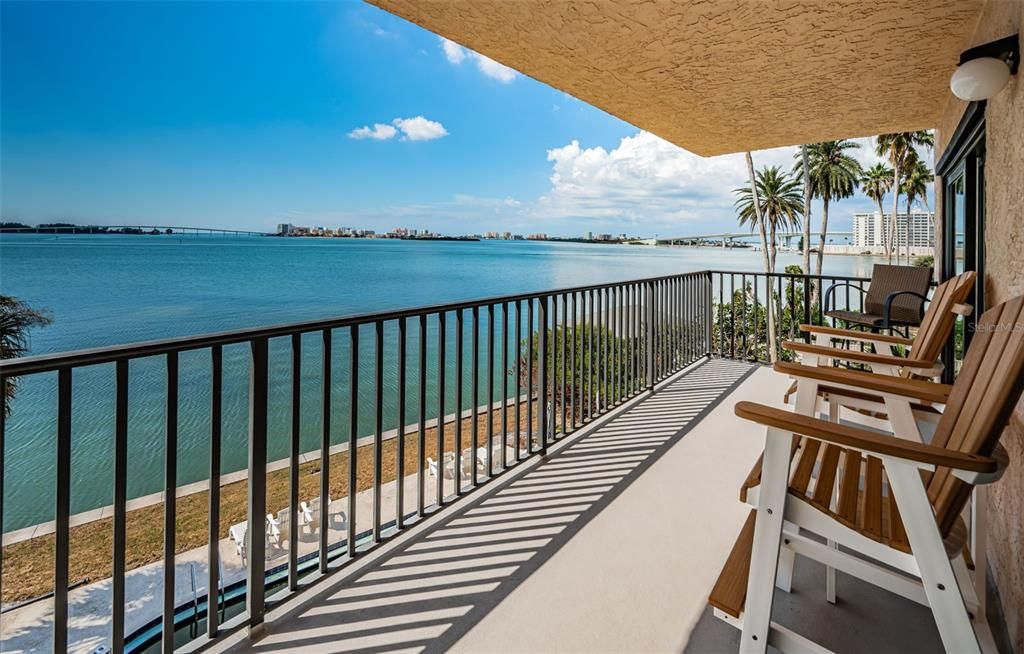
[531,131,800,233]
[438,37,517,84]
[392,116,448,141]
[440,38,466,64]
[349,117,449,142]
[474,55,516,83]
[347,123,398,140]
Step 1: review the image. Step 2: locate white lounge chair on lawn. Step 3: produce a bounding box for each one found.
[710,296,1024,654]
[228,522,247,565]
[302,496,349,532]
[476,446,493,474]
[427,452,456,479]
[265,513,281,550]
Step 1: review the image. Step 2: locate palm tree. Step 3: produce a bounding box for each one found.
[799,145,812,279]
[901,156,934,265]
[859,162,895,254]
[795,140,862,282]
[876,131,934,264]
[1,295,52,415]
[735,163,803,363]
[735,165,804,273]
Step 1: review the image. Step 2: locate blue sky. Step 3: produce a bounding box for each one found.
[1,1,925,237]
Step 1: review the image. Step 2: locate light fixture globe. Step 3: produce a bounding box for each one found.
[951,56,1012,101]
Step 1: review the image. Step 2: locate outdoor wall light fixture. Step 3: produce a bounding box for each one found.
[950,34,1019,101]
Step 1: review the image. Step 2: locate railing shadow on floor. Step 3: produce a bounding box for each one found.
[236,359,757,654]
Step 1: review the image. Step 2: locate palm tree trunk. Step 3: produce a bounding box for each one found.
[815,198,829,278]
[800,145,812,276]
[905,197,912,264]
[889,160,900,264]
[800,145,816,318]
[811,199,830,323]
[876,198,886,255]
[745,151,777,363]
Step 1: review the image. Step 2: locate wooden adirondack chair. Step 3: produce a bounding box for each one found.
[710,295,1024,654]
[747,271,977,517]
[785,271,975,381]
[780,271,975,429]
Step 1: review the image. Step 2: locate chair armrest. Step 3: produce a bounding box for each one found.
[734,401,995,473]
[782,340,937,371]
[822,282,868,314]
[800,323,914,347]
[774,361,953,404]
[883,290,929,327]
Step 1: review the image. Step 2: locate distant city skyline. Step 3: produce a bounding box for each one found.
[1,2,930,238]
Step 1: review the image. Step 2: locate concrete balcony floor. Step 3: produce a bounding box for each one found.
[216,359,954,654]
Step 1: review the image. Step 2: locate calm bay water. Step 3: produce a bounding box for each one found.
[0,234,884,531]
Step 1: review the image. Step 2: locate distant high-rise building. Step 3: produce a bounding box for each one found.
[853,211,934,249]
[277,223,293,235]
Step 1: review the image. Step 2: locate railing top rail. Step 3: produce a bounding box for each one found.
[703,270,872,283]
[0,269,711,376]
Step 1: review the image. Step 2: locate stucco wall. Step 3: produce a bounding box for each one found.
[935,1,1023,651]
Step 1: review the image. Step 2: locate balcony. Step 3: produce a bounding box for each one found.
[0,271,1010,653]
[207,359,956,654]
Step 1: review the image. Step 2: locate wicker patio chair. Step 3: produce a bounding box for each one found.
[824,264,933,330]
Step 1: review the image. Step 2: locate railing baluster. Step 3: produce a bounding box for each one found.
[560,294,567,433]
[471,306,479,486]
[208,346,223,635]
[112,360,128,652]
[373,320,384,542]
[753,274,760,362]
[246,339,267,635]
[526,300,534,454]
[804,272,812,331]
[500,302,508,469]
[436,312,446,506]
[646,282,655,389]
[321,329,332,570]
[514,301,522,461]
[487,304,495,473]
[454,309,464,492]
[288,337,299,591]
[570,292,577,429]
[610,287,617,402]
[397,317,407,529]
[552,294,561,438]
[597,288,604,411]
[417,314,426,517]
[54,367,72,654]
[347,326,357,557]
[589,289,596,415]
[164,352,179,651]
[628,285,634,394]
[553,294,559,432]
[626,284,634,393]
[538,296,548,455]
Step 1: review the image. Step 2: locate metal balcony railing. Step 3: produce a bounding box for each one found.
[0,271,715,653]
[2,268,963,653]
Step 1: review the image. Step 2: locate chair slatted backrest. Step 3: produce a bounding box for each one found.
[864,264,934,325]
[907,271,976,365]
[927,295,1024,536]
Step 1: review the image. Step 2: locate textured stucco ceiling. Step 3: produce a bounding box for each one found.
[369,0,985,157]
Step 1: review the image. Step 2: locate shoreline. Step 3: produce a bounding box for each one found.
[0,399,542,603]
[1,394,531,547]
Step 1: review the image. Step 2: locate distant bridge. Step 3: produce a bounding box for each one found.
[658,231,853,247]
[0,224,273,236]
